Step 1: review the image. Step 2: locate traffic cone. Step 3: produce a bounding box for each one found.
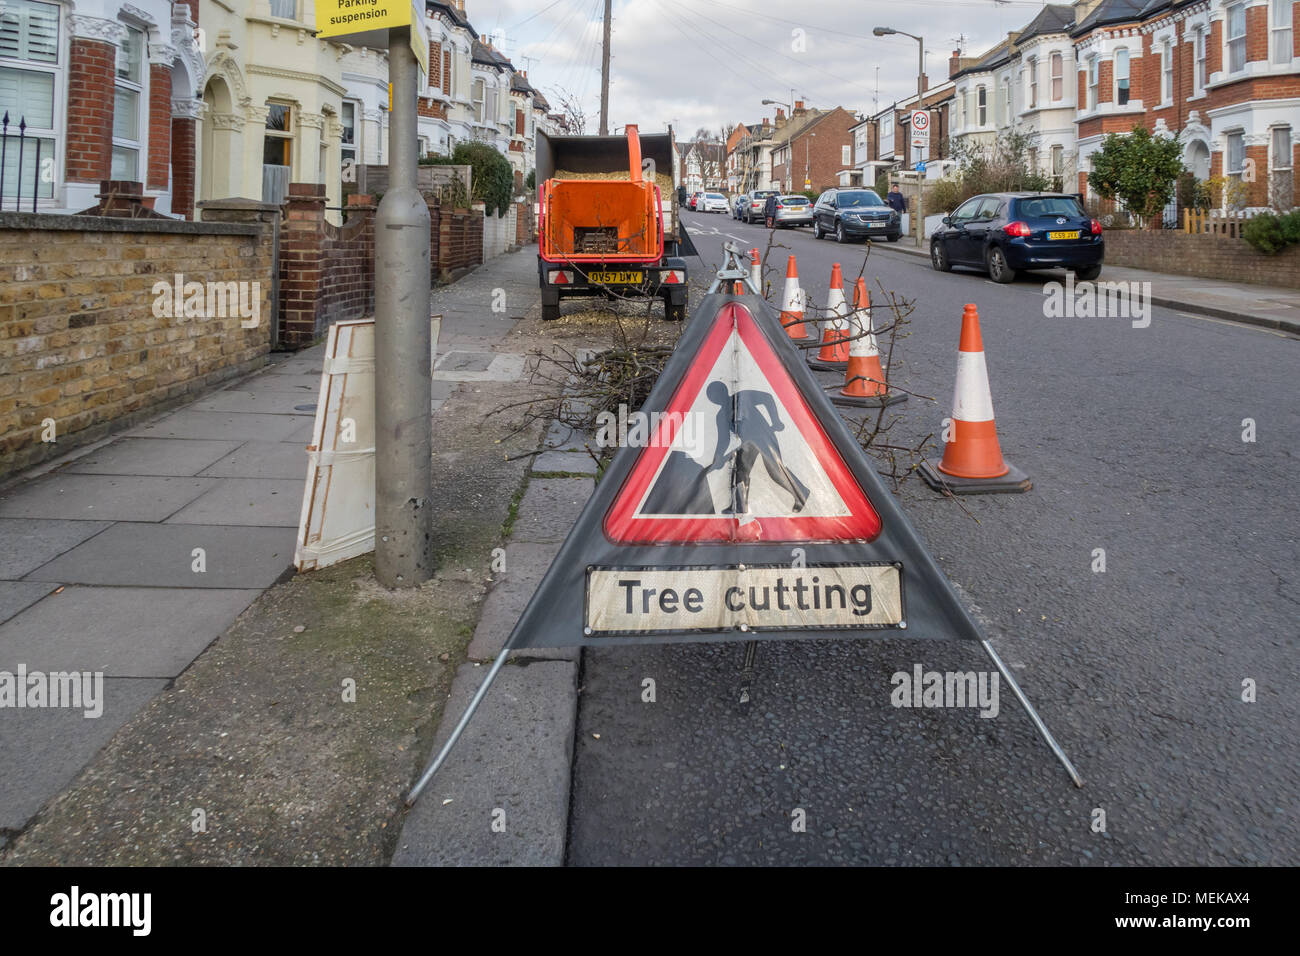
[807,263,850,371]
[919,304,1031,494]
[749,248,762,292]
[833,280,906,408]
[779,255,813,342]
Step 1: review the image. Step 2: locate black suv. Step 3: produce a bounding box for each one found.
[812,188,901,243]
[930,192,1103,283]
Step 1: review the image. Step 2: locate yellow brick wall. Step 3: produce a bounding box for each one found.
[0,217,273,478]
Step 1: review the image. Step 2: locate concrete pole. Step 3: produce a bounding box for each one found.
[374,26,433,587]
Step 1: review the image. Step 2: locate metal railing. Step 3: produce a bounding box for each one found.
[1,112,43,213]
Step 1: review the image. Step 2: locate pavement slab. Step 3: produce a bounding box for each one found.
[510,478,593,544]
[0,581,58,625]
[165,477,304,527]
[531,450,599,475]
[0,518,112,578]
[391,660,578,867]
[0,677,166,832]
[199,441,309,480]
[191,390,318,416]
[127,410,311,443]
[0,585,259,677]
[0,475,216,522]
[24,523,296,589]
[467,541,575,663]
[63,438,244,477]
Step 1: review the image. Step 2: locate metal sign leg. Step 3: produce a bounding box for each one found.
[738,639,758,704]
[980,639,1084,788]
[406,647,513,807]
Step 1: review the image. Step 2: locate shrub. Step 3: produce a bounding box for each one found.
[1088,124,1185,227]
[1279,209,1300,245]
[928,178,961,214]
[1242,213,1288,254]
[448,141,514,217]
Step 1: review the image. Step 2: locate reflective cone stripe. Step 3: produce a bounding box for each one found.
[840,281,887,398]
[780,255,807,339]
[750,248,761,290]
[937,304,1010,479]
[817,263,850,364]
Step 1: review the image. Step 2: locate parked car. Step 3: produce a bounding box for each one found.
[812,188,901,242]
[688,191,704,210]
[772,195,813,227]
[732,193,748,218]
[929,192,1103,282]
[743,189,779,223]
[701,192,729,213]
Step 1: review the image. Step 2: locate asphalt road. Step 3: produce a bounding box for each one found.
[565,209,1299,866]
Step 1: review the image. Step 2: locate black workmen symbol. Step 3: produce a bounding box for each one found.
[706,381,810,516]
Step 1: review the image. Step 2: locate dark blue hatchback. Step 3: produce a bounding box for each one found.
[930,192,1104,283]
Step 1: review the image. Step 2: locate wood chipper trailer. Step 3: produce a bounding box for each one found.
[536,124,689,321]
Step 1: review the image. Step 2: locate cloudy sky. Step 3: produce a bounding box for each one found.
[471,0,1063,134]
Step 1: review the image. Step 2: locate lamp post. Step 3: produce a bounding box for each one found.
[805,131,815,191]
[874,25,925,248]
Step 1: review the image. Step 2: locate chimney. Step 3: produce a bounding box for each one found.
[920,74,929,94]
[949,50,961,78]
[793,99,806,116]
[775,108,786,129]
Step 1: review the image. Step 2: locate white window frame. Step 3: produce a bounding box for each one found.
[268,0,298,20]
[1272,0,1293,66]
[1161,39,1174,103]
[471,76,484,123]
[1050,52,1063,102]
[1115,48,1130,106]
[112,23,145,183]
[1087,56,1099,111]
[1002,79,1011,125]
[1273,125,1293,170]
[976,84,986,126]
[1194,27,1207,94]
[1027,56,1038,109]
[1226,130,1246,181]
[0,0,61,202]
[841,143,850,165]
[340,100,359,167]
[1226,3,1247,74]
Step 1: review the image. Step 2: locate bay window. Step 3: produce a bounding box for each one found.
[0,0,60,202]
[1227,3,1247,74]
[112,25,144,182]
[1050,52,1063,101]
[1273,0,1293,66]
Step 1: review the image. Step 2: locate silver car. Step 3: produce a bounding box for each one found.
[773,195,813,227]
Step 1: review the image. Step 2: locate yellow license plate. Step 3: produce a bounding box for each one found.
[1048,230,1080,240]
[589,271,644,284]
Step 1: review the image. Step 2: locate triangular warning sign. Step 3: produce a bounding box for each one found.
[605,303,880,543]
[507,292,986,649]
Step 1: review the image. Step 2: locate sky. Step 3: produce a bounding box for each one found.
[471,0,1065,135]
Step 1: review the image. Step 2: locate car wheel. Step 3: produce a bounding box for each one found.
[1075,264,1102,281]
[813,220,823,239]
[931,241,951,272]
[886,233,900,243]
[835,223,847,243]
[987,246,1016,283]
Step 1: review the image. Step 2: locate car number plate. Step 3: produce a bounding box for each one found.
[1048,230,1079,240]
[588,271,644,284]
[867,221,885,228]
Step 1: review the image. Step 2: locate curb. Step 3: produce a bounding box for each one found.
[867,241,1300,335]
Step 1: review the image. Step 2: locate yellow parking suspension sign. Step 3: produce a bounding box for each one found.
[315,1,428,76]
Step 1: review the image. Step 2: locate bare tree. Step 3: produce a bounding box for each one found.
[552,87,588,135]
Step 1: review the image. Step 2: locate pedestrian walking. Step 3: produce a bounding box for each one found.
[886,184,907,214]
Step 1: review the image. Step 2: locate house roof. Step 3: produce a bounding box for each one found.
[427,1,476,39]
[1069,0,1149,36]
[532,89,551,110]
[767,109,825,147]
[1017,4,1074,43]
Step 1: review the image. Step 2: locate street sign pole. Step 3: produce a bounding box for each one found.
[374,25,433,587]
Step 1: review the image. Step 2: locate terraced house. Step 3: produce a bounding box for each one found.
[946,0,1298,213]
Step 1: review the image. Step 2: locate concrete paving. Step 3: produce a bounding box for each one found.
[0,345,324,836]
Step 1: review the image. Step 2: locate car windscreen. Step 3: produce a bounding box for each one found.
[754,191,777,198]
[837,191,885,208]
[705,193,724,199]
[1015,196,1085,219]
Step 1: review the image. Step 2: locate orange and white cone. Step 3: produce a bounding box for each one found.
[808,263,850,370]
[749,248,762,292]
[780,255,812,341]
[919,303,1030,494]
[833,279,905,407]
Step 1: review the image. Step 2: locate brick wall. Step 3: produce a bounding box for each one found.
[0,210,273,479]
[434,205,483,280]
[65,38,115,184]
[1105,230,1300,289]
[147,63,171,191]
[278,183,376,348]
[171,117,196,221]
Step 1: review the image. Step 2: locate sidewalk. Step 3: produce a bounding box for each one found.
[873,240,1300,334]
[0,249,539,855]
